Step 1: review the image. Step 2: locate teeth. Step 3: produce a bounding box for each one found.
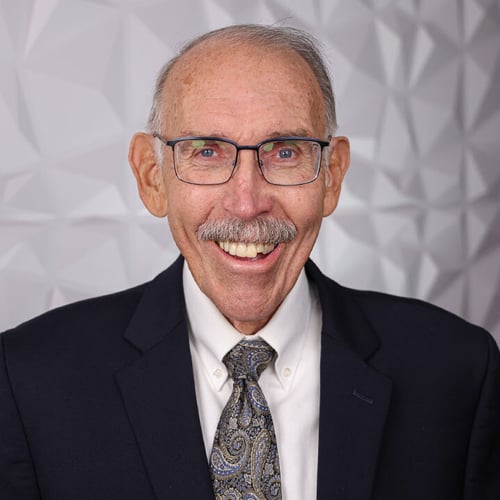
[218,241,275,258]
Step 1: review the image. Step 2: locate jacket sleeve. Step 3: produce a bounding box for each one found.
[0,332,41,500]
[463,332,500,500]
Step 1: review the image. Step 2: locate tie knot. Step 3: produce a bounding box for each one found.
[223,339,275,382]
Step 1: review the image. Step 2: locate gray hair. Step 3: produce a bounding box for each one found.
[147,24,337,140]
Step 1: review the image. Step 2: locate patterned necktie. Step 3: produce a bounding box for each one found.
[210,339,282,500]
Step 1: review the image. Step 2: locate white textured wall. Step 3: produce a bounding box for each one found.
[1,0,499,344]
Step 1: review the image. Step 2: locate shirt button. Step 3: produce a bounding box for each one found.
[282,367,292,378]
[214,368,223,379]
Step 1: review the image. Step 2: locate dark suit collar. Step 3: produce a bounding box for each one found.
[305,259,380,360]
[123,255,186,352]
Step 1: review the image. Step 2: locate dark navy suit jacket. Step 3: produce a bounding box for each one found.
[1,257,499,499]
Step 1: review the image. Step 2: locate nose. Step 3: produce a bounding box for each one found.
[221,149,271,218]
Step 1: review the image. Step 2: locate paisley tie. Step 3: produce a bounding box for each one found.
[209,339,282,500]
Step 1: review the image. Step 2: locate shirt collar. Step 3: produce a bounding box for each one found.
[183,261,313,392]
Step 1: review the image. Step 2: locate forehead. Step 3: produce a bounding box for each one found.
[161,39,325,136]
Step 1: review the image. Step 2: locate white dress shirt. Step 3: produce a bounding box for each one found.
[183,262,322,499]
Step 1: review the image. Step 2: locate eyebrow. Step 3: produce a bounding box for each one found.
[178,128,315,141]
[266,129,312,138]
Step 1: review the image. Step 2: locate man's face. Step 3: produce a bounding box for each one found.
[131,41,349,334]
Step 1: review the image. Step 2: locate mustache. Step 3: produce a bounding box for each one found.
[196,216,297,244]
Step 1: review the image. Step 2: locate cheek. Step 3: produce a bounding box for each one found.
[166,207,205,264]
[165,185,217,237]
[288,189,326,232]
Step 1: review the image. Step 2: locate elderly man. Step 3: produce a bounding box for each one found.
[1,24,499,500]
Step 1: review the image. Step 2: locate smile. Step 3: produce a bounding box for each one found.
[218,241,276,258]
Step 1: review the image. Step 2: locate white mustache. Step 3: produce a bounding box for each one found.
[196,217,297,244]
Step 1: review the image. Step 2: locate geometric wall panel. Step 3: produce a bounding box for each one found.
[1,0,499,345]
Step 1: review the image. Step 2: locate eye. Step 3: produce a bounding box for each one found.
[278,147,294,159]
[199,148,215,158]
[266,141,300,160]
[192,140,219,159]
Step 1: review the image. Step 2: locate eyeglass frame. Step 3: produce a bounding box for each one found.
[152,132,332,186]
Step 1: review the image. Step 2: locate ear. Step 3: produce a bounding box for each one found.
[129,132,168,217]
[322,136,350,217]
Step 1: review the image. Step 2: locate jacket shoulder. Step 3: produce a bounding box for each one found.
[306,259,495,362]
[1,282,148,352]
[350,286,490,344]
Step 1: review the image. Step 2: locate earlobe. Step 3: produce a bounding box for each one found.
[323,136,350,217]
[129,132,168,217]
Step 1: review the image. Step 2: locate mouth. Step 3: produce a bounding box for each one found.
[217,240,276,258]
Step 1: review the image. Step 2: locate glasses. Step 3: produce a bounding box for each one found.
[153,133,331,186]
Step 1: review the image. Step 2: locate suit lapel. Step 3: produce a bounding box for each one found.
[306,261,392,500]
[114,257,213,499]
[317,336,392,500]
